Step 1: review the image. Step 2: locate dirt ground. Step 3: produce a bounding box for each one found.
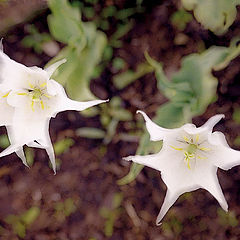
[0,0,240,239]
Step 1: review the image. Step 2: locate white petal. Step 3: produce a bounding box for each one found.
[0,38,3,51]
[137,110,172,141]
[44,59,66,77]
[16,149,29,168]
[183,114,225,135]
[0,51,49,92]
[0,93,14,126]
[123,153,164,171]
[202,114,225,131]
[195,165,228,211]
[6,126,29,167]
[156,190,181,225]
[47,80,107,117]
[37,138,56,174]
[207,132,240,170]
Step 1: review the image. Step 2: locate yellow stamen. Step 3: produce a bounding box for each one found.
[31,101,34,111]
[43,94,51,98]
[183,136,190,143]
[40,100,44,110]
[40,82,47,88]
[17,93,27,96]
[198,147,211,151]
[170,146,183,151]
[28,81,34,89]
[197,155,207,159]
[2,92,9,98]
[195,134,199,143]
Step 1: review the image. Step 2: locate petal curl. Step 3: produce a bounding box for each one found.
[137,110,173,141]
[44,59,66,77]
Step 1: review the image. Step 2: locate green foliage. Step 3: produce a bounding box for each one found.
[233,106,240,124]
[120,38,240,184]
[78,97,132,144]
[217,208,238,227]
[161,215,183,236]
[54,138,74,156]
[112,57,126,71]
[76,127,105,139]
[47,0,107,101]
[99,193,123,237]
[21,25,52,54]
[54,198,77,221]
[182,0,240,35]
[5,207,40,238]
[171,9,193,31]
[25,147,35,166]
[234,136,240,146]
[113,62,154,89]
[0,134,10,148]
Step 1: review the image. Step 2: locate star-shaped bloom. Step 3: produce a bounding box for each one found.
[0,43,107,173]
[124,111,240,225]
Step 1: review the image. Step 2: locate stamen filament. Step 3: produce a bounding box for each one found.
[170,146,183,151]
[2,92,9,98]
[40,100,44,110]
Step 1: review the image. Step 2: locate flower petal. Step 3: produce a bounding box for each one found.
[0,51,48,90]
[194,165,228,211]
[183,114,225,135]
[156,190,181,225]
[206,132,240,170]
[202,114,225,131]
[123,153,164,171]
[6,126,29,167]
[47,80,108,117]
[0,38,3,51]
[137,110,172,141]
[44,59,66,77]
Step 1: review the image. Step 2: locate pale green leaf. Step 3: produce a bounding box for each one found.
[113,62,153,89]
[76,127,105,139]
[182,0,240,35]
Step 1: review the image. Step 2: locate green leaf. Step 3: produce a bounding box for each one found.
[112,57,126,71]
[110,108,132,121]
[76,127,105,139]
[47,25,107,101]
[0,134,10,148]
[65,26,107,100]
[233,106,240,124]
[113,62,153,89]
[171,9,193,31]
[48,0,85,46]
[21,207,40,226]
[182,0,240,35]
[54,138,74,156]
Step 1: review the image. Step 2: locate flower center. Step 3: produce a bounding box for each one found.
[170,134,211,170]
[17,82,51,112]
[31,88,42,102]
[187,143,197,155]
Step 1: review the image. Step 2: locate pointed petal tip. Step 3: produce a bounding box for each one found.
[23,162,30,169]
[156,220,162,226]
[0,38,3,51]
[122,156,133,162]
[136,110,149,121]
[222,203,228,212]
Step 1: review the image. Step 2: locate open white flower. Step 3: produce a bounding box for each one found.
[0,44,107,173]
[124,111,240,225]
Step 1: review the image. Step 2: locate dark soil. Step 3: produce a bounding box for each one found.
[0,0,240,239]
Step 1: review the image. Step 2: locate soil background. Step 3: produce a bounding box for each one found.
[0,0,240,239]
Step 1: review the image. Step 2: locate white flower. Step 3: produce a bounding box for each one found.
[124,111,240,225]
[0,44,107,173]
